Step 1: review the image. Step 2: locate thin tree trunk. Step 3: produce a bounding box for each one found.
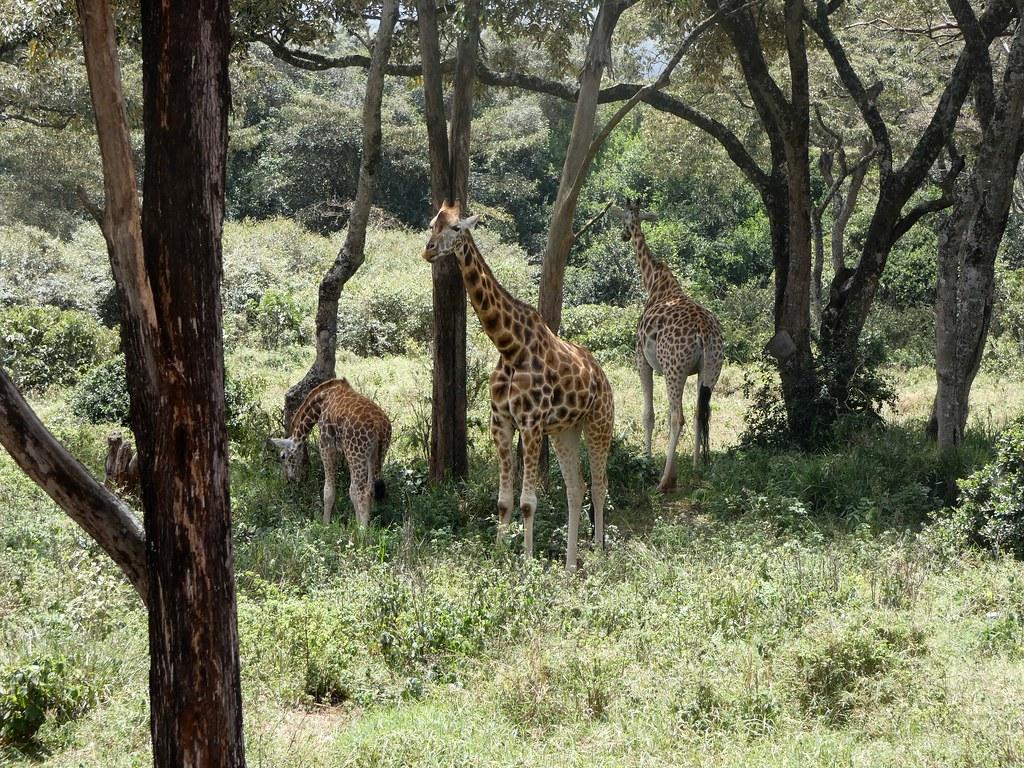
[931,7,1024,448]
[284,0,400,429]
[538,0,634,332]
[418,0,480,482]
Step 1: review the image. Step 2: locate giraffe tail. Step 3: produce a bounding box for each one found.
[697,384,712,463]
[370,435,387,501]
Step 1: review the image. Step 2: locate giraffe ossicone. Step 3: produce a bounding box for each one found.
[270,377,392,526]
[423,201,615,572]
[620,197,724,489]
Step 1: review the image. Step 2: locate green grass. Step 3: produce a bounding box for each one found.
[2,361,1024,767]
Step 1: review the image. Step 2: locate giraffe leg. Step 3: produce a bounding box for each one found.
[519,424,542,561]
[659,377,685,493]
[550,428,584,572]
[585,415,612,553]
[320,435,338,524]
[638,354,655,458]
[343,439,372,527]
[491,412,515,549]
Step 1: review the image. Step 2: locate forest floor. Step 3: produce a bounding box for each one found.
[2,357,1024,767]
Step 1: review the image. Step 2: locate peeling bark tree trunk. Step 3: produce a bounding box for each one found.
[418,0,480,482]
[136,1,246,765]
[284,0,400,430]
[930,8,1024,449]
[538,0,634,332]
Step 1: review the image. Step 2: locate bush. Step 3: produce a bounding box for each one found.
[0,223,112,316]
[791,618,925,724]
[560,304,641,362]
[934,416,1024,557]
[337,289,432,357]
[249,289,308,349]
[0,305,117,392]
[0,657,89,746]
[70,354,268,440]
[70,356,132,426]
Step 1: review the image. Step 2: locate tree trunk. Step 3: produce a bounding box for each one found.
[418,0,480,482]
[931,7,1024,448]
[284,0,400,429]
[538,0,633,332]
[136,1,245,765]
[810,0,1016,402]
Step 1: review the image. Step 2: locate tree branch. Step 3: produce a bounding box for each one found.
[573,200,614,240]
[257,27,769,193]
[0,368,148,604]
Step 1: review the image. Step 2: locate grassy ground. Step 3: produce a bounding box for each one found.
[2,357,1023,767]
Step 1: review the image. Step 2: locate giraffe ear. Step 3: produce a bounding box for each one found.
[639,212,659,222]
[457,214,481,231]
[607,205,627,220]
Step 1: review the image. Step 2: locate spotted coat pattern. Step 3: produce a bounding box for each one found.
[423,203,614,571]
[622,201,724,488]
[277,378,392,526]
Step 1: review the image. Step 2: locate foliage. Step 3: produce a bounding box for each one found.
[700,420,992,526]
[0,223,113,315]
[69,357,132,426]
[69,354,268,441]
[560,304,640,362]
[249,289,309,349]
[792,618,925,724]
[0,657,89,746]
[740,348,898,451]
[930,416,1024,558]
[0,305,117,392]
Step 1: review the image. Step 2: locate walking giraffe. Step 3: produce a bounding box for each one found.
[611,199,724,489]
[421,202,614,571]
[270,378,392,526]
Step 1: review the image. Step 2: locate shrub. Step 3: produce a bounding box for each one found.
[0,657,89,746]
[0,222,112,316]
[707,281,773,365]
[70,356,132,426]
[935,416,1024,557]
[0,305,117,392]
[791,618,925,724]
[337,289,432,357]
[71,354,268,440]
[248,288,308,349]
[560,304,641,362]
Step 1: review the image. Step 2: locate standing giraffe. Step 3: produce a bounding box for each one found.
[611,199,724,489]
[422,202,615,571]
[269,378,392,526]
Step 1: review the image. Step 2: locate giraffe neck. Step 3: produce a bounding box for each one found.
[629,223,678,300]
[454,234,532,359]
[289,385,327,440]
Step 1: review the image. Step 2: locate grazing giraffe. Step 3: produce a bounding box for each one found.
[611,199,724,489]
[269,378,392,526]
[421,202,615,571]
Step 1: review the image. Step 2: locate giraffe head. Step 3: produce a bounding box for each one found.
[609,198,656,241]
[268,437,306,482]
[422,201,481,263]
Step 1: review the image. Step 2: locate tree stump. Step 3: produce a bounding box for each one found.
[104,432,139,495]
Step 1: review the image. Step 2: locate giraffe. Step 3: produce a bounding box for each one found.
[611,198,724,490]
[269,377,392,526]
[422,202,615,572]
